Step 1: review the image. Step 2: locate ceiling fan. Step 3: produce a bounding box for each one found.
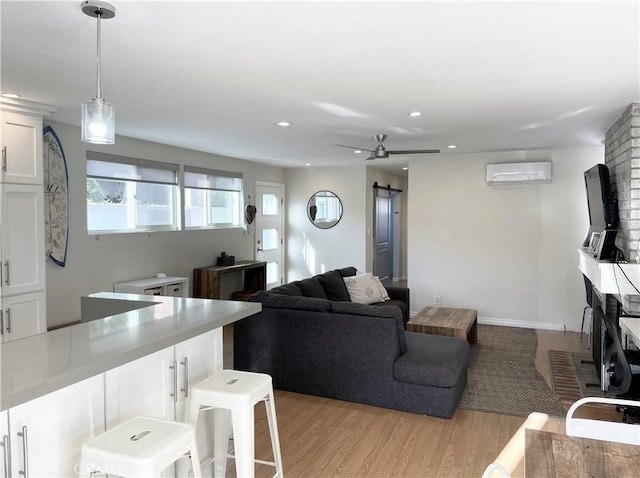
[336,134,440,160]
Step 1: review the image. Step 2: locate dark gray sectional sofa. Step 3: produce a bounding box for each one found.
[233,267,471,418]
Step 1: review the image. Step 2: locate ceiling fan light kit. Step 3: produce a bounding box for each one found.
[81,0,116,145]
[336,134,440,160]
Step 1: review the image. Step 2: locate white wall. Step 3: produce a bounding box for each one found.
[285,166,367,280]
[44,121,284,328]
[408,147,601,331]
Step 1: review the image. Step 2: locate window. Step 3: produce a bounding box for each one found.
[184,166,243,229]
[86,151,179,234]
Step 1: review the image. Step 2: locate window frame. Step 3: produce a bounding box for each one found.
[183,165,244,230]
[86,151,180,235]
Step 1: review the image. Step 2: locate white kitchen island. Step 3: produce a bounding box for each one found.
[0,292,260,477]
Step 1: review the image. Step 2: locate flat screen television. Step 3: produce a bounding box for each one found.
[583,164,618,260]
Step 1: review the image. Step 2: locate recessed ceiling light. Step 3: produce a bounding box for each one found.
[408,111,422,117]
[277,121,291,127]
[354,150,362,154]
[305,163,312,166]
[1,93,21,99]
[402,167,409,171]
[448,144,457,149]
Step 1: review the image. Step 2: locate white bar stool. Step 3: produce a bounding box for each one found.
[79,416,201,478]
[187,369,283,478]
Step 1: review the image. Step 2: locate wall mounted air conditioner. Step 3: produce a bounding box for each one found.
[486,161,552,185]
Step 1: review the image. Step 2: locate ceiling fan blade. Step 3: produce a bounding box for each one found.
[334,144,375,152]
[387,149,441,155]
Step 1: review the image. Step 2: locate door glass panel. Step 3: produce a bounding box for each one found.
[262,228,279,250]
[267,262,279,285]
[262,193,279,216]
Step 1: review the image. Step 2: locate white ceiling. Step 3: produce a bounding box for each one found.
[2,1,639,172]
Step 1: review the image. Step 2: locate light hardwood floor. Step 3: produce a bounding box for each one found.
[222,326,609,478]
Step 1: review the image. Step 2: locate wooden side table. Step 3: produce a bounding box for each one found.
[193,260,266,299]
[406,306,478,344]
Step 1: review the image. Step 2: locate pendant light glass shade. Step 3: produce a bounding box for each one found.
[82,97,115,144]
[81,1,116,144]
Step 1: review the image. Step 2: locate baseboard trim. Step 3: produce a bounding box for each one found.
[478,317,565,331]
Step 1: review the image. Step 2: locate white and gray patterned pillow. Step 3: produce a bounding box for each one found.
[343,273,389,304]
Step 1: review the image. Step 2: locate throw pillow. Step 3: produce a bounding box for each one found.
[373,276,390,301]
[343,273,389,305]
[315,270,351,301]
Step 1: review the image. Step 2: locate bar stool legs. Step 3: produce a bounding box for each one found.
[187,370,284,478]
[264,393,284,477]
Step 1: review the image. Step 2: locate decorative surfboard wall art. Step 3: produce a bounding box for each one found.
[43,126,69,267]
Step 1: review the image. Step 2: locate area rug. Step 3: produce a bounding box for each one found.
[548,350,605,405]
[458,325,566,418]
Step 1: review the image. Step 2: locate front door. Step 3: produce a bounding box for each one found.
[255,182,285,289]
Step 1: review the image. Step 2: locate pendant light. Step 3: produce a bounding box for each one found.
[81,0,116,144]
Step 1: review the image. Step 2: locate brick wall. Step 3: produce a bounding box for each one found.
[604,103,640,311]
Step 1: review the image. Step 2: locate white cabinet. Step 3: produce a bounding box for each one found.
[104,347,176,428]
[0,184,45,296]
[0,291,46,342]
[174,329,220,420]
[0,110,42,185]
[0,411,8,478]
[104,329,221,473]
[8,375,105,478]
[0,100,54,343]
[175,329,220,474]
[105,330,221,425]
[114,276,189,297]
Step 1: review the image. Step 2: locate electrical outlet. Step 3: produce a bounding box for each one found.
[435,295,441,305]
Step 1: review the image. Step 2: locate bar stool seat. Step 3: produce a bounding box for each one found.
[80,416,201,478]
[187,369,283,478]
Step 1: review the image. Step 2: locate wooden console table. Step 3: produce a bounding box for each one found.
[193,260,266,299]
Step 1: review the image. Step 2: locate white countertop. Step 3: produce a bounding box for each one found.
[0,292,260,411]
[620,316,640,348]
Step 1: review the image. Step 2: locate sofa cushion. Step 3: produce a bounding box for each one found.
[249,290,332,312]
[293,278,328,299]
[331,302,407,355]
[343,273,388,305]
[394,332,470,388]
[315,270,351,301]
[335,266,358,278]
[268,282,302,296]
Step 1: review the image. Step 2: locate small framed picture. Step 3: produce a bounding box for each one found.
[588,231,603,256]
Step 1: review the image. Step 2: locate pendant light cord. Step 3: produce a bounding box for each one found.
[96,8,103,99]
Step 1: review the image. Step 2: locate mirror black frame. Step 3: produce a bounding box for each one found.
[307,190,343,229]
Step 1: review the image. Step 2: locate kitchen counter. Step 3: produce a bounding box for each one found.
[0,292,260,411]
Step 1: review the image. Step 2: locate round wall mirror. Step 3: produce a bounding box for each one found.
[307,190,343,229]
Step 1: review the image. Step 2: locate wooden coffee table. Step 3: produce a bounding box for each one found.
[406,306,478,344]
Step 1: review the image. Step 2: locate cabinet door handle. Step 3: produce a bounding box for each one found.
[3,262,8,286]
[180,357,189,398]
[1,147,6,173]
[0,310,4,337]
[1,434,10,478]
[17,426,28,478]
[169,361,178,403]
[5,309,10,334]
